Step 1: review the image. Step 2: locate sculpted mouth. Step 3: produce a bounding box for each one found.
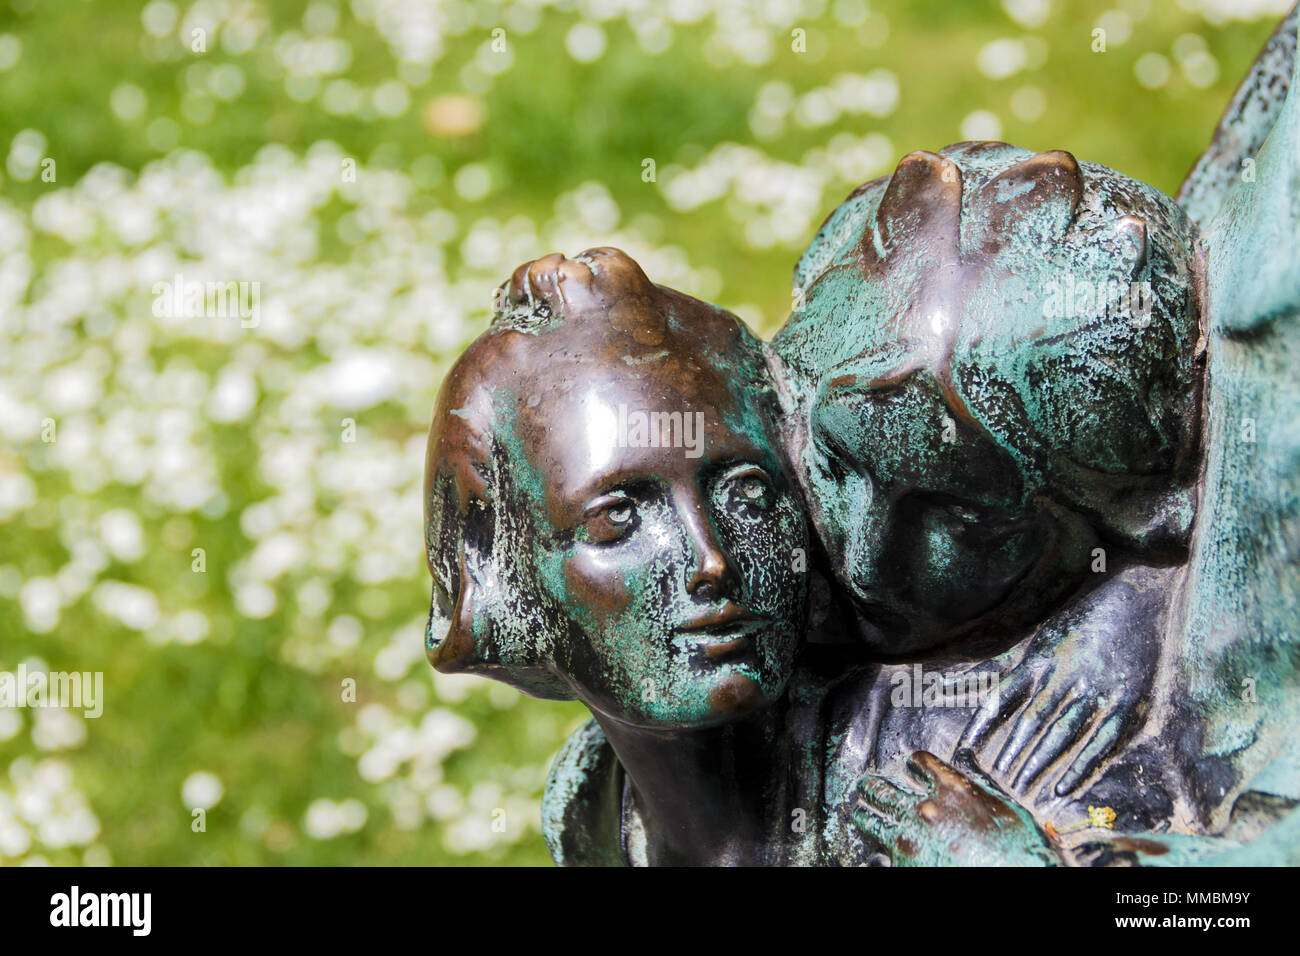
[676,604,767,661]
[678,603,764,632]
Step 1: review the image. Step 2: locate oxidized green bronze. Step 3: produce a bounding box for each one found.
[422,5,1300,865]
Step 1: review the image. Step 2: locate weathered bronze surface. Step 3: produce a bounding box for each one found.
[422,6,1300,865]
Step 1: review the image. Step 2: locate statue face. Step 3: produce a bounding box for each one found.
[513,361,808,728]
[807,368,1048,653]
[424,247,809,729]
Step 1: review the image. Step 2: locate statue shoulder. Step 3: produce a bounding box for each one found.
[541,718,628,866]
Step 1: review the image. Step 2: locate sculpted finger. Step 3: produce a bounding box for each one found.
[851,803,892,846]
[503,261,533,307]
[1054,709,1126,797]
[950,748,1012,797]
[993,681,1066,778]
[854,775,916,826]
[525,253,572,305]
[906,751,972,795]
[851,801,912,861]
[1012,696,1096,793]
[958,666,1033,755]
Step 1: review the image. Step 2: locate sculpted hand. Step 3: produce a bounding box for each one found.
[956,593,1162,801]
[853,750,1062,866]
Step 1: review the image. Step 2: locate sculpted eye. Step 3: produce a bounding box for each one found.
[947,503,981,524]
[739,477,766,502]
[720,465,774,515]
[582,493,638,545]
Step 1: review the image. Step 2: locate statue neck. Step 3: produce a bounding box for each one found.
[592,703,794,866]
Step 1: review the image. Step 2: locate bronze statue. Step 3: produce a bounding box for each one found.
[421,6,1300,865]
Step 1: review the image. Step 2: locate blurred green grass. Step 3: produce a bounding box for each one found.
[0,0,1283,865]
[0,0,1277,329]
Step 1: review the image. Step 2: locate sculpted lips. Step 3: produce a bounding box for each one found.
[676,604,767,661]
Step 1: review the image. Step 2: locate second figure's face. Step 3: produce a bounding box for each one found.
[513,360,808,729]
[807,366,1051,655]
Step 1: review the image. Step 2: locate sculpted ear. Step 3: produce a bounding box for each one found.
[424,477,503,676]
[426,555,485,674]
[424,477,577,700]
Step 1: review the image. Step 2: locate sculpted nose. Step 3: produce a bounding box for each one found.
[681,500,737,599]
[688,545,735,599]
[846,506,889,595]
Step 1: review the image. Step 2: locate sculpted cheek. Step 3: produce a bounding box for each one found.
[562,553,634,626]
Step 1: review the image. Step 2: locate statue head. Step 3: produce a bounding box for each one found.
[774,141,1204,656]
[424,247,809,728]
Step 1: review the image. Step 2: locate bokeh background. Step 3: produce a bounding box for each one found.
[0,0,1289,866]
